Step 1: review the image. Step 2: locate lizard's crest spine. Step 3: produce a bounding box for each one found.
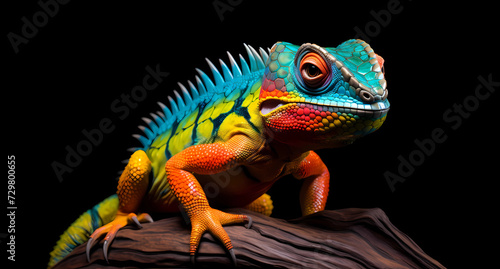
[131,44,269,150]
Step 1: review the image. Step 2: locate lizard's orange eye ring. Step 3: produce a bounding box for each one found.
[299,53,330,89]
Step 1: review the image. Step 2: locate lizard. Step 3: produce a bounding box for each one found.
[48,39,389,268]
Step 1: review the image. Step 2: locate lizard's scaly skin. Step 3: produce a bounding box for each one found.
[244,193,273,216]
[293,151,330,215]
[165,135,254,254]
[117,150,151,212]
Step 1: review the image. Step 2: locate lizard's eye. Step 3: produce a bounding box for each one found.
[304,63,321,77]
[299,52,330,89]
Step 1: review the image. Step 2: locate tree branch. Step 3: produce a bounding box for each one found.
[54,208,445,268]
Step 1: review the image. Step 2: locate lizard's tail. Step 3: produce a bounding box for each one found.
[47,194,119,268]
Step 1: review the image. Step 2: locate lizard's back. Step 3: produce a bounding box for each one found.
[135,45,269,211]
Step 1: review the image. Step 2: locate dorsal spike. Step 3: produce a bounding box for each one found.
[239,54,251,76]
[141,117,152,125]
[227,51,242,78]
[132,134,149,147]
[195,68,215,92]
[243,43,257,72]
[177,82,193,105]
[167,96,179,114]
[195,75,207,95]
[173,90,185,111]
[259,47,269,65]
[149,113,165,128]
[157,102,172,119]
[138,125,155,139]
[156,111,165,119]
[205,58,225,86]
[248,45,265,70]
[141,117,159,133]
[127,147,139,153]
[219,59,233,82]
[187,80,200,99]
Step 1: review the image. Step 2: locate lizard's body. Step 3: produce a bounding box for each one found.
[49,40,390,267]
[142,68,269,212]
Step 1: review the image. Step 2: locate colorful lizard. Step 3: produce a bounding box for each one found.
[48,39,389,267]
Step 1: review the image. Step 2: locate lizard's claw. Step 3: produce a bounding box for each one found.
[86,212,153,263]
[189,208,250,266]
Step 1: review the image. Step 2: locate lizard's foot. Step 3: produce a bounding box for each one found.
[86,212,153,263]
[190,207,251,266]
[244,193,273,216]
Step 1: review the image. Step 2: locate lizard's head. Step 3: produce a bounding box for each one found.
[259,40,389,149]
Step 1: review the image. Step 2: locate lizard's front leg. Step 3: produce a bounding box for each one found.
[292,151,330,216]
[86,150,153,262]
[165,135,254,264]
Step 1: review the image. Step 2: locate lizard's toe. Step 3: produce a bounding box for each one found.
[189,208,249,266]
[245,216,253,229]
[86,237,97,263]
[86,223,114,263]
[229,248,237,267]
[86,212,153,263]
[130,213,154,228]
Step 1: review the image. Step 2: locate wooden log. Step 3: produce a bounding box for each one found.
[54,208,445,268]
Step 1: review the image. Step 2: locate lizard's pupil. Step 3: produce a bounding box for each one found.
[306,64,320,77]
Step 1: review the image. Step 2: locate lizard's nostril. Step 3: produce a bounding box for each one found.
[360,90,375,103]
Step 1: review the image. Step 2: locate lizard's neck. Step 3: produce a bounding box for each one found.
[266,138,310,163]
[244,138,309,183]
[251,133,310,166]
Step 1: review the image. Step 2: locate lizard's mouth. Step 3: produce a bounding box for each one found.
[260,99,284,116]
[260,98,389,119]
[260,98,389,136]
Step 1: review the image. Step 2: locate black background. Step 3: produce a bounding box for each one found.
[5,1,498,268]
